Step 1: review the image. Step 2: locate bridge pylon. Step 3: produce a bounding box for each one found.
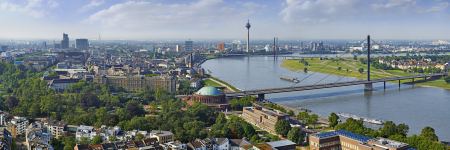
[365,35,373,91]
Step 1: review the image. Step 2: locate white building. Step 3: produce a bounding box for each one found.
[26,122,53,150]
[75,125,97,140]
[44,120,66,139]
[150,130,174,144]
[0,111,7,126]
[9,116,29,136]
[162,141,187,150]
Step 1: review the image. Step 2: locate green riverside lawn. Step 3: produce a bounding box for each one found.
[281,58,450,89]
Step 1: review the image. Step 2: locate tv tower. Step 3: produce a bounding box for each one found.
[245,19,251,53]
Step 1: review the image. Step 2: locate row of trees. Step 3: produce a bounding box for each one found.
[328,113,447,150]
[275,120,305,145]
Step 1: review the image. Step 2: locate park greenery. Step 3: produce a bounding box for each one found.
[327,113,447,150]
[0,62,261,147]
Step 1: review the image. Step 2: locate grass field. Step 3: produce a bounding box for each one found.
[203,77,240,92]
[281,58,450,89]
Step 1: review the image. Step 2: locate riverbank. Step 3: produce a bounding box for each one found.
[281,58,450,89]
[203,75,240,92]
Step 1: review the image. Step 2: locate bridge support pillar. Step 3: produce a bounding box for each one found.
[364,83,373,91]
[257,94,265,101]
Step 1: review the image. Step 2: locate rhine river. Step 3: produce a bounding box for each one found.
[202,55,450,141]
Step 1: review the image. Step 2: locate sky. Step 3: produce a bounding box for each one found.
[0,0,449,40]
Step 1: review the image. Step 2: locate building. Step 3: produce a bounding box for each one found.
[150,130,174,144]
[61,33,69,49]
[176,45,181,52]
[48,78,81,92]
[242,105,289,134]
[217,42,225,51]
[185,40,193,51]
[25,122,53,150]
[266,140,296,150]
[183,86,228,109]
[93,75,177,93]
[7,116,29,137]
[44,120,66,139]
[0,129,12,150]
[309,130,413,150]
[76,39,89,50]
[74,137,162,150]
[229,138,253,150]
[76,125,97,140]
[0,111,7,126]
[162,141,187,150]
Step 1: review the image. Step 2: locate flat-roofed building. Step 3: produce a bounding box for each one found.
[241,105,289,134]
[150,130,174,144]
[94,75,177,93]
[309,130,414,150]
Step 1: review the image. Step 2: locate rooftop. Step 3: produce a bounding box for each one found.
[313,130,372,143]
[266,139,296,148]
[195,86,224,96]
[369,138,409,148]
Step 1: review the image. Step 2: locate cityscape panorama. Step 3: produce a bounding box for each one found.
[0,0,450,150]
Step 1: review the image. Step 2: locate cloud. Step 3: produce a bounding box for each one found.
[80,0,105,12]
[280,0,450,24]
[372,0,416,10]
[0,0,58,18]
[418,2,449,13]
[280,0,360,23]
[86,0,261,33]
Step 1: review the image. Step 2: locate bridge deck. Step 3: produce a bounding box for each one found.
[225,73,447,97]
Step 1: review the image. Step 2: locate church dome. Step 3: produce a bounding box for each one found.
[195,86,224,96]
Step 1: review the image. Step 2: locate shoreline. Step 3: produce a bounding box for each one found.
[281,58,450,90]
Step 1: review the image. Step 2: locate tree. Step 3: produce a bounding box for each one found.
[297,112,309,121]
[108,136,117,142]
[380,121,397,137]
[5,96,19,110]
[136,133,145,141]
[126,100,145,117]
[358,68,364,74]
[307,114,319,127]
[328,113,339,128]
[420,126,439,141]
[303,67,308,73]
[445,76,450,84]
[91,135,102,144]
[287,110,295,116]
[275,120,291,137]
[63,137,76,150]
[287,127,304,145]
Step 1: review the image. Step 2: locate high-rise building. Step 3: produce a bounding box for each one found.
[0,45,7,52]
[61,33,69,49]
[184,40,193,51]
[217,42,225,51]
[75,39,89,50]
[175,45,180,52]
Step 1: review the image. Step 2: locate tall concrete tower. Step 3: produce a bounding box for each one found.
[245,20,251,53]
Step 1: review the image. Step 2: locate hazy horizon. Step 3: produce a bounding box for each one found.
[1,0,450,40]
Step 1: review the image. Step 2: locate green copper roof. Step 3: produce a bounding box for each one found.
[196,86,223,96]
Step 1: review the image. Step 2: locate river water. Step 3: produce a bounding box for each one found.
[202,55,450,141]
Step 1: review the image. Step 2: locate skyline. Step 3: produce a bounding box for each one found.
[0,0,450,40]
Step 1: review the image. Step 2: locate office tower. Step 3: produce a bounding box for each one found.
[75,39,89,50]
[185,40,193,51]
[217,42,225,51]
[175,45,180,52]
[61,33,69,49]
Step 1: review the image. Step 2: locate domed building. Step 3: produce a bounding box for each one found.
[183,86,228,109]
